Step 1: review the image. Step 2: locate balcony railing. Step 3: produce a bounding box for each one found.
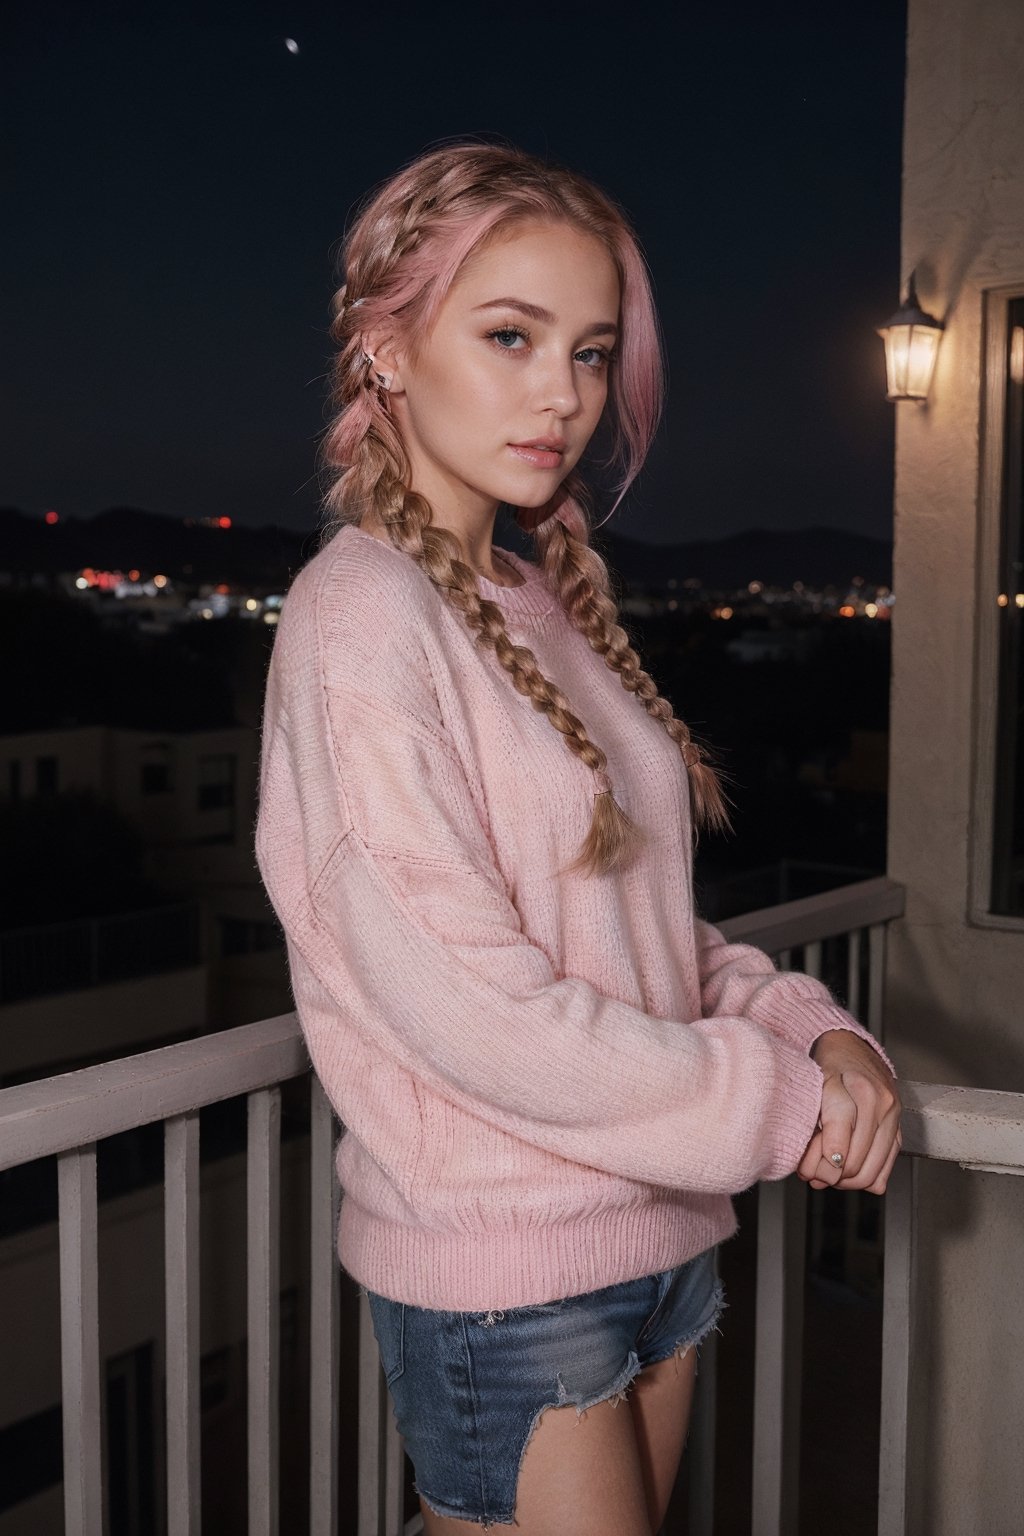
[2,875,1021,1535]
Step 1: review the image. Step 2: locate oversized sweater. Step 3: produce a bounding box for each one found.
[254,522,896,1311]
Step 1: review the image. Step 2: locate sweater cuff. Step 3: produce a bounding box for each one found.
[746,990,898,1080]
[764,1042,828,1182]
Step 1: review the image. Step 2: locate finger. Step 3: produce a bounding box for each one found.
[833,1097,903,1190]
[833,1121,896,1190]
[797,1127,825,1182]
[801,1128,846,1188]
[840,1072,890,1179]
[817,1079,858,1183]
[835,1086,900,1187]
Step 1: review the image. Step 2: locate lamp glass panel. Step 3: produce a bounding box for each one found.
[884,325,912,396]
[884,323,940,399]
[905,327,940,398]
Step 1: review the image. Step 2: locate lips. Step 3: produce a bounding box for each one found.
[509,437,566,469]
[513,436,566,452]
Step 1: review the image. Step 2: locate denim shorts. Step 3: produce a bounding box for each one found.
[364,1245,725,1528]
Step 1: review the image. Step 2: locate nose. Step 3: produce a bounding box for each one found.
[531,352,582,419]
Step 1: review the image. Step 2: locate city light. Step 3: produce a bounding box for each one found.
[839,605,856,617]
[245,598,259,611]
[44,510,59,525]
[998,594,1009,607]
[153,574,168,589]
[865,602,879,618]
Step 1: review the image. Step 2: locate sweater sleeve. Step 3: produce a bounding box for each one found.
[255,566,830,1197]
[695,919,897,1078]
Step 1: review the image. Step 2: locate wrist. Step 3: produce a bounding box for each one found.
[810,1027,860,1063]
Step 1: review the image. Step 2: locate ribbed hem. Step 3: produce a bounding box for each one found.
[746,990,898,1080]
[337,1190,739,1311]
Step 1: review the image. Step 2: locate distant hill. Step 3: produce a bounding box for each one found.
[0,506,315,588]
[596,526,892,590]
[0,507,892,591]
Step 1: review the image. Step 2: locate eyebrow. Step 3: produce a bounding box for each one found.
[471,297,619,337]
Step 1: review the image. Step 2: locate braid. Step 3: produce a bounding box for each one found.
[315,141,732,877]
[529,499,733,843]
[365,497,647,879]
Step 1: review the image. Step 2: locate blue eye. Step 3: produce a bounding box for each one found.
[575,346,613,370]
[486,325,529,351]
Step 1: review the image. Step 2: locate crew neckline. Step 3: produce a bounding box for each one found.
[341,524,556,622]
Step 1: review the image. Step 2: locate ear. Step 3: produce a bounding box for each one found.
[358,329,407,397]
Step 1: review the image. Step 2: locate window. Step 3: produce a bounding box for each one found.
[197,753,235,811]
[992,304,1024,916]
[139,741,172,794]
[35,755,58,795]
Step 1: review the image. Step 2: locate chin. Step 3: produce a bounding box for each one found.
[496,475,568,510]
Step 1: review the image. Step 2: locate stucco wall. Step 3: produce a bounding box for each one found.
[889,0,1024,1084]
[889,2,1024,1530]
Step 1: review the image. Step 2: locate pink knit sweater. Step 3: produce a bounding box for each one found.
[255,524,895,1311]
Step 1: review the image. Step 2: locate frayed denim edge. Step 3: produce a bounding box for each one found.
[414,1278,728,1530]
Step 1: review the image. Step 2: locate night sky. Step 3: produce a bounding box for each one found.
[5,1,908,544]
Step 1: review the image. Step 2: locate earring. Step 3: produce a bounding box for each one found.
[362,351,391,390]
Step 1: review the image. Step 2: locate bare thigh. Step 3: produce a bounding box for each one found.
[418,1392,654,1536]
[629,1343,699,1534]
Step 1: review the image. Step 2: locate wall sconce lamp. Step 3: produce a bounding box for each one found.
[877,270,944,400]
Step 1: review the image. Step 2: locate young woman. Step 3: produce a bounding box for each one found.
[255,142,901,1536]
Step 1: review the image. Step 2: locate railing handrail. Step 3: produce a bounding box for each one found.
[898,1081,1024,1171]
[716,873,905,951]
[0,1014,308,1172]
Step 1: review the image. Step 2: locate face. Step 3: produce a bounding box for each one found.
[374,220,620,526]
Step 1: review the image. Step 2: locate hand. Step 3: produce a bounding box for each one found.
[797,1029,902,1194]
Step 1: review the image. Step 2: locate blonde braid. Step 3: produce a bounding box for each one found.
[529,498,733,842]
[367,494,645,878]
